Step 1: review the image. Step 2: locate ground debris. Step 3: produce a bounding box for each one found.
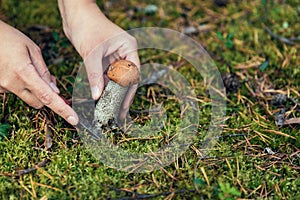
[222,73,240,93]
[264,26,298,45]
[275,108,286,127]
[0,158,50,177]
[283,118,300,126]
[264,147,275,155]
[182,26,198,35]
[271,94,287,106]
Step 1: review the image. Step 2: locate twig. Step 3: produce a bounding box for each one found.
[288,97,300,107]
[264,26,296,45]
[216,133,247,139]
[263,129,296,140]
[289,37,300,41]
[283,118,300,126]
[129,108,163,115]
[0,158,50,177]
[193,156,213,192]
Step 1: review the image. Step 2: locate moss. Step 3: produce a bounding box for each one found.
[0,0,299,199]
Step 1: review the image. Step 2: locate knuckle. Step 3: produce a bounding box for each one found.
[32,45,42,54]
[127,36,138,47]
[40,68,50,78]
[0,80,9,90]
[39,92,53,105]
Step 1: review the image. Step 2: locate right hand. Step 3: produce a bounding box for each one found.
[58,1,140,120]
[0,21,78,125]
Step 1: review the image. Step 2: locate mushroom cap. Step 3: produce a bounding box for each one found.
[107,60,140,87]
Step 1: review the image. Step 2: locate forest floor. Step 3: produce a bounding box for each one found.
[0,0,299,199]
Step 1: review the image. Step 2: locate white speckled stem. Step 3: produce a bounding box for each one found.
[94,81,128,130]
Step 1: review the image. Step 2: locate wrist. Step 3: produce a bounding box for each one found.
[58,0,98,39]
[58,0,96,12]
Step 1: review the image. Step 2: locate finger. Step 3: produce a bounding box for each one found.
[18,89,43,109]
[7,80,43,108]
[20,63,78,125]
[125,50,140,70]
[50,75,60,94]
[0,86,8,93]
[106,53,122,67]
[84,47,105,100]
[119,50,140,119]
[117,36,140,68]
[103,55,114,72]
[28,46,60,93]
[51,75,57,85]
[119,84,138,120]
[102,57,110,87]
[28,46,51,82]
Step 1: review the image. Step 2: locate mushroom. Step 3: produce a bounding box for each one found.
[94,60,140,132]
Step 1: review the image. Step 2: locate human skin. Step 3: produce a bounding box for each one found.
[0,20,78,125]
[0,0,140,125]
[57,0,140,120]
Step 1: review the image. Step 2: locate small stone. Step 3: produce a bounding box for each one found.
[271,94,287,106]
[222,73,240,93]
[264,147,275,155]
[275,108,286,127]
[144,4,158,15]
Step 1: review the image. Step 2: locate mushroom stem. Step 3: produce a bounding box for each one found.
[94,81,128,131]
[94,60,139,133]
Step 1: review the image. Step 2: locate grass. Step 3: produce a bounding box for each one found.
[0,0,300,199]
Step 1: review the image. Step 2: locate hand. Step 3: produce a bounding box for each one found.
[0,21,78,125]
[58,0,140,119]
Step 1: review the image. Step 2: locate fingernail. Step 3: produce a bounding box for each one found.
[67,116,78,125]
[92,86,100,99]
[50,82,60,94]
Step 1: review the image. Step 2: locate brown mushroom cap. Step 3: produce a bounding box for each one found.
[107,60,140,87]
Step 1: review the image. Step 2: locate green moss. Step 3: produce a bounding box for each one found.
[0,0,299,199]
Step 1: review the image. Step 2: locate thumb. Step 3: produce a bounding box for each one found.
[119,50,140,119]
[84,47,105,100]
